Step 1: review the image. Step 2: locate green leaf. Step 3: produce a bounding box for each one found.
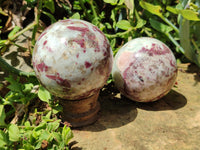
[47,120,60,132]
[38,86,51,104]
[180,18,200,67]
[190,2,199,10]
[140,1,163,17]
[0,7,8,16]
[25,0,37,7]
[192,22,200,44]
[0,105,6,126]
[166,6,179,14]
[42,11,57,23]
[23,143,35,150]
[24,120,31,128]
[8,124,20,142]
[53,132,62,143]
[110,38,116,49]
[32,130,41,139]
[8,26,21,40]
[23,83,34,93]
[103,0,118,5]
[107,78,113,84]
[135,18,146,29]
[116,20,132,30]
[0,130,8,147]
[0,40,7,47]
[167,6,200,21]
[134,9,146,29]
[180,9,200,21]
[105,22,112,29]
[39,130,52,142]
[111,9,117,28]
[35,141,42,149]
[70,12,80,19]
[118,0,125,5]
[42,111,52,121]
[179,19,191,56]
[43,0,55,13]
[5,76,22,93]
[34,122,47,132]
[150,18,173,33]
[52,104,62,114]
[62,126,73,145]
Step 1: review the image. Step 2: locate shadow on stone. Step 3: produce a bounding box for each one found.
[5,51,20,67]
[186,63,200,84]
[75,85,186,131]
[136,90,187,111]
[17,47,33,68]
[77,83,138,132]
[69,141,83,150]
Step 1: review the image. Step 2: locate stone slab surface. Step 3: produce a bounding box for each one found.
[70,63,200,150]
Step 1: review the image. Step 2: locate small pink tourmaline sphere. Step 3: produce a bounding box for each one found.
[32,19,113,100]
[112,37,177,102]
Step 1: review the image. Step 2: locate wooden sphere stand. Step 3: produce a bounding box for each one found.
[59,91,100,127]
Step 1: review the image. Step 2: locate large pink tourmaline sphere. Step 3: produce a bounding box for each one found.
[112,37,177,102]
[32,19,113,100]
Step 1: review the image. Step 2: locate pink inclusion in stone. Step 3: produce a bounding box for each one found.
[76,53,79,58]
[38,32,47,41]
[36,62,48,72]
[46,73,71,88]
[85,61,92,68]
[139,43,170,56]
[43,40,47,46]
[67,26,89,36]
[59,19,72,23]
[92,26,104,37]
[73,39,85,48]
[103,51,107,56]
[46,46,53,52]
[170,59,176,68]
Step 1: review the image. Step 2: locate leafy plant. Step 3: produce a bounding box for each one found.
[179,0,200,67]
[0,75,72,149]
[0,1,75,149]
[139,0,200,67]
[0,111,73,150]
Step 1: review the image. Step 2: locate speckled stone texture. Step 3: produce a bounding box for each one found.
[112,37,177,102]
[32,19,113,100]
